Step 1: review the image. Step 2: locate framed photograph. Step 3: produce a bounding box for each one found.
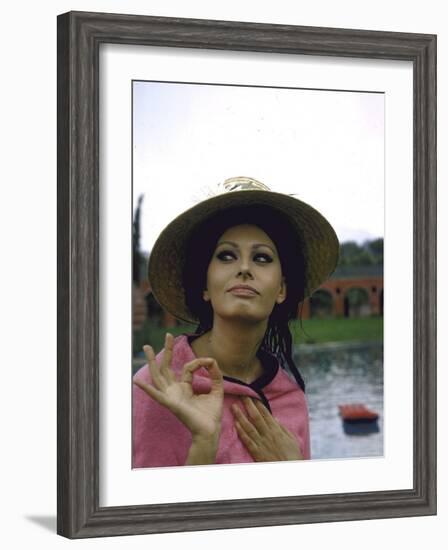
[57,11,436,538]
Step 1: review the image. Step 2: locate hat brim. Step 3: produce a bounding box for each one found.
[148,190,339,324]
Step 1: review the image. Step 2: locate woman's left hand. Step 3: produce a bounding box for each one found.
[231,397,304,462]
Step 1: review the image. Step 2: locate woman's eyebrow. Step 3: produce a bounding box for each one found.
[252,243,276,253]
[216,240,276,254]
[216,240,238,248]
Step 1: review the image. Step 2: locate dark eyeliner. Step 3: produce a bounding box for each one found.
[254,252,273,263]
[216,249,236,261]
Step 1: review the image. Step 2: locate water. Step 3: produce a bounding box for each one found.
[294,343,383,460]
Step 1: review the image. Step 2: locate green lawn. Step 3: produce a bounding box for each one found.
[290,317,383,345]
[133,319,196,355]
[134,317,383,355]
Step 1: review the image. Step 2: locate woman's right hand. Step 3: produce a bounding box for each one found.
[133,333,224,442]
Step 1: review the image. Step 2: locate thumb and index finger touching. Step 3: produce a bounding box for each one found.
[181,357,224,394]
[134,332,224,394]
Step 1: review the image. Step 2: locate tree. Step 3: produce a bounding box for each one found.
[133,194,144,283]
[338,238,383,268]
[366,238,384,264]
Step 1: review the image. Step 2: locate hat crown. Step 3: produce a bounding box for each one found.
[222,176,271,193]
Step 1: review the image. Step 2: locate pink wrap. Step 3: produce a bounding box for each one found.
[133,334,310,467]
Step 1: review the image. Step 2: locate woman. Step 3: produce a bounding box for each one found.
[133,177,339,467]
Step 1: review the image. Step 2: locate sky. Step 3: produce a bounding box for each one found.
[133,81,384,254]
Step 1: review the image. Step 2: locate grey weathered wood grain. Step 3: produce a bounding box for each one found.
[57,10,437,539]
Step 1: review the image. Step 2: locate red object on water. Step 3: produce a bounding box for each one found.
[339,404,379,422]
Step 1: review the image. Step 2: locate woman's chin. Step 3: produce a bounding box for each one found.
[216,307,268,325]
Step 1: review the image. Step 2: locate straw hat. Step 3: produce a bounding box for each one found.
[148,176,339,324]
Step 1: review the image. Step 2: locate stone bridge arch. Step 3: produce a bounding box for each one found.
[299,275,383,319]
[309,289,334,318]
[344,287,370,317]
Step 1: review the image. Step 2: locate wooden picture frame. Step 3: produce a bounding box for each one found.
[57,10,437,538]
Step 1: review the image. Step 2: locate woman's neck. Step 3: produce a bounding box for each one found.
[193,317,267,383]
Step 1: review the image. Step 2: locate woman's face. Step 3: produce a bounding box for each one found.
[203,224,287,324]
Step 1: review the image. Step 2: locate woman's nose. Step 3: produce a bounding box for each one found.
[237,257,253,278]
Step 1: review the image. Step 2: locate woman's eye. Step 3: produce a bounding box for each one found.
[254,253,273,263]
[217,250,236,261]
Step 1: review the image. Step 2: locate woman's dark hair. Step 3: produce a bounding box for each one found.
[182,205,306,392]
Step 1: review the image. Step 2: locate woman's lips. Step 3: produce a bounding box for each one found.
[227,285,259,296]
